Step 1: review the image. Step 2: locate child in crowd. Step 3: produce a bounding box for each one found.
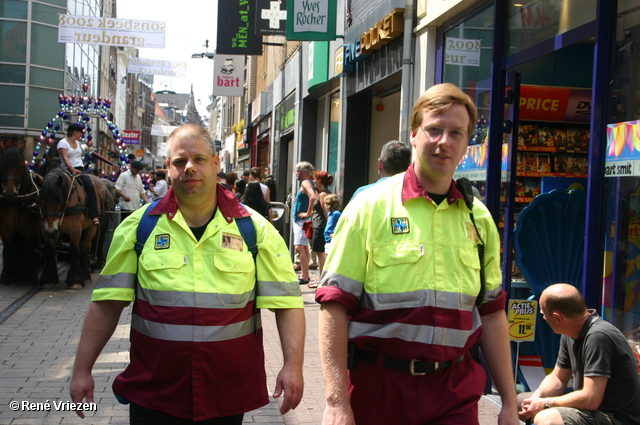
[323,194,342,256]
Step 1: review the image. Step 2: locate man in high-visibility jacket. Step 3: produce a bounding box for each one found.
[70,124,305,424]
[316,83,519,425]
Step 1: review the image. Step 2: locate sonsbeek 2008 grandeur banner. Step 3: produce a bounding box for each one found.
[58,15,165,48]
[127,57,187,78]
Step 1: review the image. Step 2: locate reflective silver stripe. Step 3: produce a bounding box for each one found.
[95,273,136,290]
[257,280,302,297]
[348,310,482,348]
[320,271,364,299]
[361,289,477,311]
[131,313,261,342]
[136,286,254,308]
[483,286,502,303]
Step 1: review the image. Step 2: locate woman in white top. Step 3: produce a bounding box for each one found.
[153,171,168,200]
[57,123,100,225]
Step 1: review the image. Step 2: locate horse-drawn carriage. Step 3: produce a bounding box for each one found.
[0,143,116,288]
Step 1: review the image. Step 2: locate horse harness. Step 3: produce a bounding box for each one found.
[0,163,40,203]
[40,172,87,223]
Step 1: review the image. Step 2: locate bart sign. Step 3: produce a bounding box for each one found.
[508,299,537,341]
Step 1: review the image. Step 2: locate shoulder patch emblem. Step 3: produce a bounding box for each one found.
[155,234,170,249]
[391,217,410,234]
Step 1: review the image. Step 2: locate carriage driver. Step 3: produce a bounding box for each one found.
[57,123,100,226]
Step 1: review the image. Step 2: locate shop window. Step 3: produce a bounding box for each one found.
[32,3,64,26]
[602,0,640,335]
[30,23,64,69]
[27,87,59,130]
[443,5,494,99]
[507,0,596,55]
[0,0,27,19]
[0,85,24,127]
[29,66,63,89]
[0,20,27,63]
[0,64,25,84]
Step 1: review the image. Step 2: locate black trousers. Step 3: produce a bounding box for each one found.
[130,402,244,425]
[75,167,99,219]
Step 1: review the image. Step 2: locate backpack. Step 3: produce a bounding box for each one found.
[133,199,260,333]
[456,178,486,308]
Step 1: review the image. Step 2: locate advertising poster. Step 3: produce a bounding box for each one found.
[213,55,245,97]
[255,0,287,35]
[217,0,263,55]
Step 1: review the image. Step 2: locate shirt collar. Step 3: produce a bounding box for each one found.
[149,183,250,223]
[401,163,465,206]
[575,309,600,341]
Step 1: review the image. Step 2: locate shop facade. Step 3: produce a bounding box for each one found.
[413,0,640,374]
[337,1,407,201]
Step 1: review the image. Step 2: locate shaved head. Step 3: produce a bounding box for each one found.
[541,283,587,319]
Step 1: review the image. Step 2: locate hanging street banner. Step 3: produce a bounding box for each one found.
[127,57,187,78]
[151,125,179,137]
[286,0,336,41]
[58,15,165,48]
[217,0,263,55]
[122,130,140,145]
[213,55,246,97]
[256,0,287,35]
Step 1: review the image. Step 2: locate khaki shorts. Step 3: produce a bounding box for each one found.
[555,407,621,425]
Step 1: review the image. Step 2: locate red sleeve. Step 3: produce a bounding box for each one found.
[478,290,507,316]
[315,286,361,316]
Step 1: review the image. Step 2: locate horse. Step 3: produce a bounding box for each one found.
[37,167,114,287]
[0,144,42,285]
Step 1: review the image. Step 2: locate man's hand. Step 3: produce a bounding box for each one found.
[322,403,356,425]
[123,195,131,202]
[69,371,94,419]
[519,397,545,421]
[273,361,303,414]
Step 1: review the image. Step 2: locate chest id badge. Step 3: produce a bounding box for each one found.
[391,217,410,234]
[222,232,244,251]
[155,234,170,249]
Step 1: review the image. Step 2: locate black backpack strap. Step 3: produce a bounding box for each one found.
[456,178,486,308]
[236,205,259,334]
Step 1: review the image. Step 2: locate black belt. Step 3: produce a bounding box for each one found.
[355,348,465,376]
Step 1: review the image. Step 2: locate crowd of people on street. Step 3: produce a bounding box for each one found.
[6,82,636,425]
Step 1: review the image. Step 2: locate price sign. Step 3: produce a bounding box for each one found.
[508,299,537,341]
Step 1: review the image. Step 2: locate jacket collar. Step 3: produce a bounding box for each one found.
[401,163,464,206]
[149,183,250,223]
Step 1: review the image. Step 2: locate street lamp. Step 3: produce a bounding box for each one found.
[191,39,215,59]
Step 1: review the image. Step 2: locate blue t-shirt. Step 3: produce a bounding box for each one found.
[324,210,342,243]
[293,179,315,220]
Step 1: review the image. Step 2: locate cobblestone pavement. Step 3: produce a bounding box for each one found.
[0,247,504,424]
